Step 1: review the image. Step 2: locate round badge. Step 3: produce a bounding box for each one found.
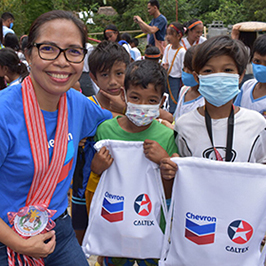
[14,206,48,237]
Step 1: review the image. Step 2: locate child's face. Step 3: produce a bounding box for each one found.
[166,27,180,45]
[93,61,126,96]
[105,31,118,42]
[252,52,266,67]
[198,55,239,76]
[125,83,162,105]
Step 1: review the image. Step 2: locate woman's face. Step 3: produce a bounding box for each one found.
[27,19,84,101]
[105,31,118,42]
[188,24,204,43]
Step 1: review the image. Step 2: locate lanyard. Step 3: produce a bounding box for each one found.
[204,105,234,162]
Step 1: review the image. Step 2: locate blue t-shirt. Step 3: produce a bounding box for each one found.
[149,14,167,45]
[0,84,112,225]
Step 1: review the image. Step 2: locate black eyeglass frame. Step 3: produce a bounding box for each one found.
[33,42,87,63]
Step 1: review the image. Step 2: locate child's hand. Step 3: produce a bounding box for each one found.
[143,139,169,165]
[78,137,87,147]
[162,62,169,70]
[98,89,126,115]
[91,147,113,175]
[160,155,178,179]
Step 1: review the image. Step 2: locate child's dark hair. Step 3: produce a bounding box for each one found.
[103,24,121,42]
[121,33,131,43]
[0,48,29,81]
[4,33,20,51]
[144,45,160,60]
[130,38,139,47]
[184,46,197,71]
[168,22,185,38]
[250,34,266,60]
[89,40,130,77]
[193,35,248,75]
[184,18,203,33]
[124,60,166,96]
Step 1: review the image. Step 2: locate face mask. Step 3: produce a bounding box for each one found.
[252,63,266,83]
[125,101,160,127]
[182,70,198,87]
[9,22,13,29]
[198,73,240,107]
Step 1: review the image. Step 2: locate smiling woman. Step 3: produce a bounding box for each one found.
[0,10,112,266]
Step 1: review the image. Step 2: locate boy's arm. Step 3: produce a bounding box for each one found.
[91,146,113,175]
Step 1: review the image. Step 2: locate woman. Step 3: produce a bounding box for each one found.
[0,10,112,266]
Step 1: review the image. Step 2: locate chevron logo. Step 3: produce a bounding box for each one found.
[185,212,216,245]
[101,192,124,223]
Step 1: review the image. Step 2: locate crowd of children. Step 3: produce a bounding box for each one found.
[1,5,266,266]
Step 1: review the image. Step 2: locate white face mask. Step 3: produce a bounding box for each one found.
[125,101,160,127]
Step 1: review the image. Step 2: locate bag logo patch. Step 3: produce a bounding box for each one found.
[227,220,253,244]
[101,191,124,223]
[134,194,152,216]
[185,212,216,245]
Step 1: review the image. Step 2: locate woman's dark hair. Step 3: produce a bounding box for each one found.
[184,18,203,33]
[250,34,266,60]
[103,24,121,42]
[239,31,257,51]
[0,48,29,81]
[125,60,167,96]
[192,35,248,75]
[184,45,197,71]
[4,33,20,51]
[89,40,130,77]
[26,10,87,55]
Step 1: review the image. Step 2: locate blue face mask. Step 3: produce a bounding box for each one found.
[181,70,198,87]
[252,63,266,83]
[9,22,13,29]
[198,73,240,107]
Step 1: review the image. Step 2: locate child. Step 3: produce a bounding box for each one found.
[162,22,186,114]
[161,35,266,179]
[136,45,161,63]
[129,37,141,59]
[0,47,29,86]
[91,60,178,266]
[71,40,130,244]
[234,34,266,118]
[173,45,204,120]
[180,18,206,50]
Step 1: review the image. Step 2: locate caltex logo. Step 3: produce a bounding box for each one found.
[134,194,152,216]
[228,220,253,244]
[185,212,216,245]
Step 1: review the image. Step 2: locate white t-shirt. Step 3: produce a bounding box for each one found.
[131,47,141,60]
[174,85,205,121]
[175,107,266,163]
[234,79,266,118]
[2,25,15,36]
[180,36,206,50]
[162,44,186,78]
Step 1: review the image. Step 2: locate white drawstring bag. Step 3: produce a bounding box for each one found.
[82,140,167,259]
[159,157,266,266]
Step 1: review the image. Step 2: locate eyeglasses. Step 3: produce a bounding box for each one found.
[33,43,87,63]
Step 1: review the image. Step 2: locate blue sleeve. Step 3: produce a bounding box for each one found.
[234,88,243,106]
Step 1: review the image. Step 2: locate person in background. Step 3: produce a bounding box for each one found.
[4,33,20,51]
[234,34,266,118]
[0,10,112,266]
[119,32,135,61]
[103,24,121,42]
[181,18,206,50]
[0,18,4,48]
[1,12,15,37]
[162,22,186,114]
[129,37,141,59]
[174,45,204,121]
[0,47,29,86]
[133,0,167,53]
